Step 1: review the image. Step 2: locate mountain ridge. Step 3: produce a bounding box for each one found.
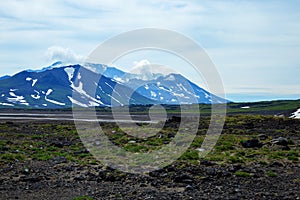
[0,63,228,108]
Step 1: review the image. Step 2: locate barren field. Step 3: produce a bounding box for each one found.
[0,113,299,199]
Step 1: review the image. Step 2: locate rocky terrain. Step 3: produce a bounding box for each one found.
[1,158,299,199]
[0,114,299,199]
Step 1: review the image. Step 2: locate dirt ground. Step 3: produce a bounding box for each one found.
[0,116,299,200]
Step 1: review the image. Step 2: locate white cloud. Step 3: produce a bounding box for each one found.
[45,46,85,64]
[132,59,151,69]
[130,59,176,80]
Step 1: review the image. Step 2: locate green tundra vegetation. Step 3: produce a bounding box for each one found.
[0,114,299,167]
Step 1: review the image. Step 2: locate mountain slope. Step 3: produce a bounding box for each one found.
[0,65,155,108]
[0,63,229,108]
[124,74,227,104]
[0,75,11,81]
[88,65,228,104]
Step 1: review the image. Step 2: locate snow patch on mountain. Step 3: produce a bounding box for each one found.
[31,90,41,100]
[32,79,38,87]
[164,75,175,81]
[64,67,75,82]
[9,91,18,98]
[31,95,40,100]
[114,77,125,83]
[241,106,250,109]
[45,89,66,106]
[88,101,100,107]
[26,77,38,87]
[105,82,122,98]
[7,91,29,106]
[83,63,107,74]
[159,86,170,92]
[177,83,194,96]
[173,93,185,98]
[106,93,123,106]
[67,96,88,107]
[291,108,300,119]
[46,89,53,96]
[104,82,114,91]
[72,82,84,95]
[71,81,105,107]
[150,91,157,98]
[0,102,14,106]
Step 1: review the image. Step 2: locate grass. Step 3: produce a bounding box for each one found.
[0,153,25,162]
[180,150,199,164]
[234,171,252,177]
[266,170,277,177]
[287,155,298,161]
[0,114,299,166]
[0,123,98,164]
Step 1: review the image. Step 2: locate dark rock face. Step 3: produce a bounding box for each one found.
[241,139,263,148]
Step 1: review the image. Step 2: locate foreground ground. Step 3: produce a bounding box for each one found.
[0,114,299,199]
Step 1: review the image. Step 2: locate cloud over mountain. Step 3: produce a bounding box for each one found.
[130,60,176,81]
[45,46,85,64]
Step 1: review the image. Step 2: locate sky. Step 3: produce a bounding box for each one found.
[0,0,299,102]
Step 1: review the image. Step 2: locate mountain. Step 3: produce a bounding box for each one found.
[25,61,63,73]
[121,74,227,104]
[84,63,126,79]
[0,75,11,81]
[87,65,228,104]
[0,63,228,108]
[0,65,155,108]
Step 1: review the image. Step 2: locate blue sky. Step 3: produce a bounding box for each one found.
[0,0,299,102]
